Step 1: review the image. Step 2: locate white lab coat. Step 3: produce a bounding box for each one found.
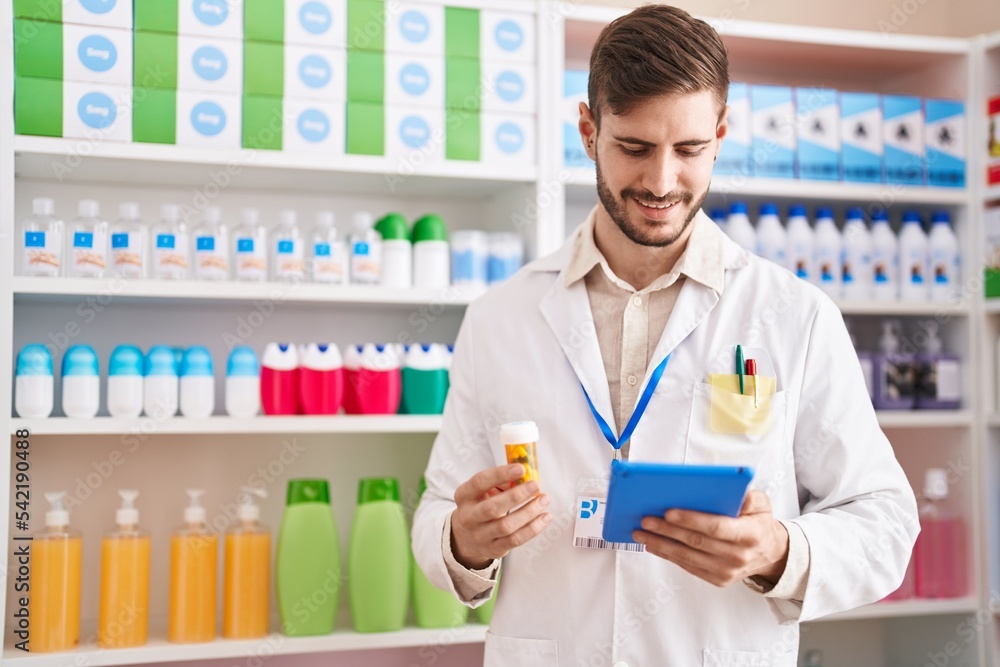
[413,212,919,667]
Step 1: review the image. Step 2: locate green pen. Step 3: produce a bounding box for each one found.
[736,345,745,395]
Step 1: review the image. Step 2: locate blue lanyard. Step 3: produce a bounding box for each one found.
[581,353,672,458]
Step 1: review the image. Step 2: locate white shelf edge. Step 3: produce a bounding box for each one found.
[984,299,1000,314]
[2,624,488,667]
[12,136,538,185]
[837,301,971,316]
[564,168,969,205]
[986,185,1000,204]
[984,30,1000,51]
[11,277,484,307]
[987,414,1000,428]
[10,415,444,436]
[877,410,974,429]
[815,597,979,622]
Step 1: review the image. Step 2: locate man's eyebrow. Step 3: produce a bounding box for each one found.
[611,136,713,148]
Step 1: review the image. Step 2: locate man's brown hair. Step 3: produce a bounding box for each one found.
[588,5,730,127]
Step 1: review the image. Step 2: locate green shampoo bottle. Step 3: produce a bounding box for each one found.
[412,477,469,628]
[349,477,410,632]
[276,479,341,636]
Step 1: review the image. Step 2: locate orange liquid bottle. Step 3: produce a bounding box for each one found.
[170,489,217,643]
[98,490,150,649]
[223,487,270,639]
[30,492,82,652]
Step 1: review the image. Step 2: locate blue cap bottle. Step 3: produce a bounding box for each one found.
[180,346,215,418]
[62,345,100,419]
[145,345,179,418]
[226,347,261,418]
[108,345,144,419]
[15,344,54,419]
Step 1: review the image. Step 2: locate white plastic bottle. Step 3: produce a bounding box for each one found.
[61,345,100,419]
[19,198,64,277]
[871,209,899,302]
[107,345,144,419]
[233,208,268,282]
[271,209,306,282]
[180,346,215,418]
[785,204,814,282]
[755,203,788,269]
[928,211,960,303]
[66,200,109,278]
[15,344,54,419]
[144,345,179,419]
[150,205,190,280]
[813,207,843,299]
[109,203,147,279]
[350,212,383,285]
[841,207,874,301]
[192,207,229,281]
[310,211,347,284]
[725,202,757,253]
[899,210,930,302]
[225,347,261,418]
[709,208,727,235]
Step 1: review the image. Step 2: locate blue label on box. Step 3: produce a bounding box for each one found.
[496,70,524,103]
[197,236,215,251]
[78,35,117,73]
[194,0,229,27]
[314,243,331,257]
[73,232,94,248]
[78,92,116,130]
[751,85,796,179]
[112,233,129,249]
[237,238,254,253]
[193,46,228,81]
[191,101,226,137]
[300,1,332,35]
[25,231,45,247]
[157,234,176,249]
[298,109,330,143]
[353,242,369,256]
[884,95,924,185]
[495,20,523,52]
[299,54,332,89]
[925,99,965,188]
[796,88,840,181]
[841,92,882,183]
[400,9,430,43]
[400,115,431,148]
[80,0,115,14]
[278,240,294,254]
[496,122,524,154]
[400,63,431,96]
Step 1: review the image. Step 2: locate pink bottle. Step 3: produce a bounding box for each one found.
[343,345,363,415]
[299,343,344,415]
[914,468,967,598]
[355,344,402,415]
[261,343,300,415]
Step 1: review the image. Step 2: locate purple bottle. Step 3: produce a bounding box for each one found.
[872,320,916,410]
[845,318,874,401]
[915,322,960,410]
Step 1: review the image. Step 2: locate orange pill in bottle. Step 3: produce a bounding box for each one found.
[500,421,540,489]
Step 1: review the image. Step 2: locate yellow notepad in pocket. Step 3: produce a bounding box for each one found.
[706,373,778,435]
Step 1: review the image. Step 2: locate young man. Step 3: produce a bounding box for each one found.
[413,5,918,666]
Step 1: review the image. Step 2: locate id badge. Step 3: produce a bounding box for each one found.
[573,477,644,552]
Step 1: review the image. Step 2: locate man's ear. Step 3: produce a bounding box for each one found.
[714,105,730,162]
[579,102,598,161]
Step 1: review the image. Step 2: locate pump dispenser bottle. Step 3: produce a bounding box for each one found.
[872,320,916,410]
[98,490,150,648]
[30,492,82,652]
[169,490,217,643]
[223,487,270,639]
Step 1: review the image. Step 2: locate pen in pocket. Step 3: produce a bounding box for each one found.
[744,359,758,408]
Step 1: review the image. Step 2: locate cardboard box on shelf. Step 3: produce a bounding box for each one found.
[924,98,966,189]
[562,69,590,169]
[751,84,796,179]
[14,0,132,29]
[840,91,883,183]
[244,41,346,101]
[883,94,925,186]
[15,76,132,141]
[795,87,840,181]
[134,0,244,39]
[14,20,132,86]
[134,32,243,94]
[133,89,240,148]
[244,0,347,47]
[716,82,751,177]
[386,1,445,55]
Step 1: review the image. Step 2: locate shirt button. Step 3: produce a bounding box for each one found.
[627,375,638,386]
[632,296,642,307]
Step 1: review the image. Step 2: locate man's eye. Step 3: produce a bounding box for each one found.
[620,146,647,157]
[678,149,705,158]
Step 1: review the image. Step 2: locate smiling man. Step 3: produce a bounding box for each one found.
[413,5,918,666]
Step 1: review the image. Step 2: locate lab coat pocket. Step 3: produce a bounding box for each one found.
[703,647,795,666]
[484,631,558,667]
[685,381,788,468]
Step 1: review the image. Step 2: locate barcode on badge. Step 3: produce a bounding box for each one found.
[574,537,645,552]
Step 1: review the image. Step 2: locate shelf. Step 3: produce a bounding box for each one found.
[836,301,971,316]
[983,299,1000,314]
[10,415,443,436]
[564,168,969,206]
[13,136,536,198]
[986,185,1000,204]
[818,597,979,622]
[2,623,488,667]
[877,410,974,428]
[11,277,484,307]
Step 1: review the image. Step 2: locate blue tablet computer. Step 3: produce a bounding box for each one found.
[602,460,755,544]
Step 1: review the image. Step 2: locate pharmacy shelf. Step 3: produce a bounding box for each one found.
[2,623,489,667]
[818,597,979,622]
[986,185,1000,203]
[12,136,537,199]
[877,410,974,429]
[836,300,971,316]
[983,299,1000,314]
[10,415,443,436]
[563,167,969,206]
[11,277,484,307]
[985,414,1000,427]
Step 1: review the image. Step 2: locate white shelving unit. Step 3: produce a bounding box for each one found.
[3,3,997,667]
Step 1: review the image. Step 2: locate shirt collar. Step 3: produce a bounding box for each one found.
[563,205,726,295]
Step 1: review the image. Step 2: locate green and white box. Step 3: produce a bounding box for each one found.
[386,53,444,107]
[480,11,534,64]
[482,112,534,165]
[135,0,244,39]
[244,42,346,101]
[245,0,347,47]
[177,91,241,147]
[481,61,534,115]
[14,0,132,29]
[386,2,444,56]
[16,77,132,140]
[14,20,132,86]
[283,99,345,153]
[134,32,243,94]
[387,105,445,161]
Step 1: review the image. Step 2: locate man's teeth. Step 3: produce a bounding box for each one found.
[636,199,679,209]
